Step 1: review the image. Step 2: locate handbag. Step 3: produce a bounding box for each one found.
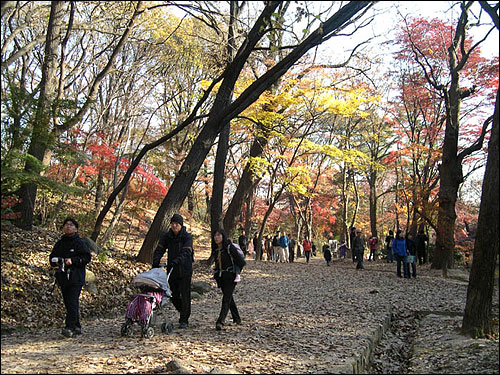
[406,255,415,264]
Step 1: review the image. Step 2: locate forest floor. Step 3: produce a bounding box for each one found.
[1,222,499,374]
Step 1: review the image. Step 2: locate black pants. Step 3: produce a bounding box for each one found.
[169,274,192,325]
[417,249,426,265]
[305,251,311,263]
[395,254,410,278]
[217,278,240,325]
[356,250,364,269]
[60,283,83,330]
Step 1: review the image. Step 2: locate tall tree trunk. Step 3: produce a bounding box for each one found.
[432,76,463,272]
[462,88,499,338]
[430,3,491,274]
[462,3,499,338]
[368,171,378,238]
[211,120,230,231]
[341,161,350,246]
[210,1,241,233]
[14,1,64,230]
[223,130,269,239]
[244,189,255,238]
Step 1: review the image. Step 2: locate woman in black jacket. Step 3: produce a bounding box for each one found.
[49,217,91,338]
[210,228,242,331]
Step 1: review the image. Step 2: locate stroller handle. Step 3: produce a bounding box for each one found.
[157,263,173,282]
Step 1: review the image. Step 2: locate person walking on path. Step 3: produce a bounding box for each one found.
[278,231,290,263]
[289,236,296,263]
[152,213,194,329]
[265,235,272,261]
[385,230,394,263]
[210,228,242,331]
[406,232,417,278]
[368,234,378,261]
[238,230,248,257]
[303,236,312,263]
[272,233,280,262]
[338,241,347,259]
[323,243,332,266]
[49,217,91,338]
[352,228,365,270]
[415,229,429,265]
[392,229,409,278]
[350,227,357,262]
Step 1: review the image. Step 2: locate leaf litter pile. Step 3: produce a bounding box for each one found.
[1,222,498,374]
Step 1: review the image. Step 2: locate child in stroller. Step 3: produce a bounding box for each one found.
[121,265,174,338]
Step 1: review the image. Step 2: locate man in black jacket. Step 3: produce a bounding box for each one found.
[49,217,91,338]
[152,213,193,329]
[238,230,248,257]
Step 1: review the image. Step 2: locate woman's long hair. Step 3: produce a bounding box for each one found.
[211,228,229,251]
[209,228,229,265]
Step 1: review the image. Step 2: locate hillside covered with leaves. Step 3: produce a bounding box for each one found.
[1,220,212,331]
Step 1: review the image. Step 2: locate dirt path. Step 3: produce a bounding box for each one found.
[1,258,497,374]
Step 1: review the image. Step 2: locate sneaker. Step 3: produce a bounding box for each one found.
[73,327,82,336]
[61,328,73,338]
[178,323,188,329]
[215,323,223,331]
[234,274,241,283]
[233,319,242,325]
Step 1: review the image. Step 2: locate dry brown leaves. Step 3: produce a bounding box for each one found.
[1,222,498,374]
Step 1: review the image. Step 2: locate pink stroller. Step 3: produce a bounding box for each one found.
[120,267,173,338]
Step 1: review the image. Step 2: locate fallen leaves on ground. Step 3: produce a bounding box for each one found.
[1,222,498,374]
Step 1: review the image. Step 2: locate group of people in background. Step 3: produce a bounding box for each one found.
[385,228,429,278]
[239,230,317,264]
[238,225,430,278]
[347,225,429,279]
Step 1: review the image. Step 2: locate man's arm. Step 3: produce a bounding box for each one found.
[152,234,167,268]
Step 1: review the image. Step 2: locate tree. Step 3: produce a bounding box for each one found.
[136,1,375,263]
[389,50,445,237]
[210,1,244,233]
[6,1,144,230]
[90,9,225,241]
[462,0,499,339]
[397,7,497,273]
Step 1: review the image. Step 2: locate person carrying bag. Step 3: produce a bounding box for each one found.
[210,228,244,331]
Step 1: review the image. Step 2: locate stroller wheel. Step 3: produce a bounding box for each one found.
[142,326,154,339]
[120,322,132,337]
[161,322,174,334]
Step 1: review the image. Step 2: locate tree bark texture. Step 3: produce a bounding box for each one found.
[462,87,499,338]
[368,171,378,238]
[432,4,470,271]
[210,1,240,234]
[211,122,230,231]
[223,132,269,239]
[15,1,64,230]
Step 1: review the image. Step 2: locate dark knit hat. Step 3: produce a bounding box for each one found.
[170,213,183,226]
[62,217,79,229]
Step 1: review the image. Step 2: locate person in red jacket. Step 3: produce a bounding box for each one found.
[302,236,312,263]
[368,235,378,261]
